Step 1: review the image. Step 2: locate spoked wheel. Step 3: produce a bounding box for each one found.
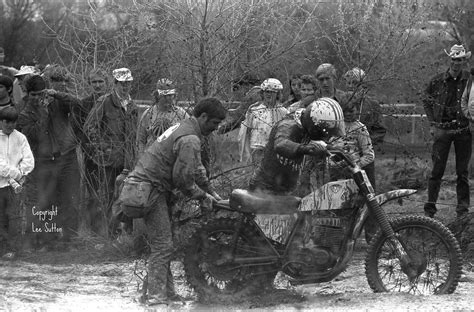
[183,218,277,302]
[365,215,462,295]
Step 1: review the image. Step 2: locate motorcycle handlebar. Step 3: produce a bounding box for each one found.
[326,149,357,169]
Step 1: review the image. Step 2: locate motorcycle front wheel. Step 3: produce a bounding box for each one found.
[365,215,462,295]
[183,217,277,303]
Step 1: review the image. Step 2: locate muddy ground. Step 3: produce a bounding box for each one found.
[2,151,474,311]
[1,187,474,312]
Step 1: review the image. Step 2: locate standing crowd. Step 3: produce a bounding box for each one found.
[0,43,473,306]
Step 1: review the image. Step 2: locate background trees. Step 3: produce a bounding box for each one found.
[0,0,471,103]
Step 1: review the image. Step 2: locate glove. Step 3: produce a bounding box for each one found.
[209,191,222,201]
[298,140,327,156]
[201,192,217,212]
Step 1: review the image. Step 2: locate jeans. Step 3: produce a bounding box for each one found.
[29,150,80,241]
[424,128,472,217]
[145,189,175,300]
[0,186,18,250]
[84,157,123,235]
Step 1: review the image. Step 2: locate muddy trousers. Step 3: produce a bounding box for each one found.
[144,190,175,300]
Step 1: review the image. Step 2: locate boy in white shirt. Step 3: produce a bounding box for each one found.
[0,107,34,254]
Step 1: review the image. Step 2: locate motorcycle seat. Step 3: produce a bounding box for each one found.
[229,189,301,214]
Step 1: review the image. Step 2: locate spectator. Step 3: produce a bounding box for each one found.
[72,68,108,146]
[42,64,73,94]
[0,75,14,112]
[70,68,109,234]
[123,98,226,306]
[0,107,34,255]
[288,74,317,113]
[282,74,302,107]
[327,97,376,241]
[136,78,188,157]
[315,63,346,102]
[84,68,139,235]
[17,75,82,250]
[422,44,472,220]
[239,78,289,164]
[342,67,386,144]
[12,65,40,113]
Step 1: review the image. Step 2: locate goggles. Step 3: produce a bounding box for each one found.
[157,89,177,96]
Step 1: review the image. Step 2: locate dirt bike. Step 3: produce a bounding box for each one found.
[183,149,463,302]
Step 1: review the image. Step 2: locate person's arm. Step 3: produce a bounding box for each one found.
[172,135,208,200]
[17,107,46,146]
[356,123,375,168]
[18,134,35,177]
[422,78,436,123]
[83,97,105,143]
[273,120,326,158]
[136,108,150,157]
[462,79,473,121]
[46,90,82,114]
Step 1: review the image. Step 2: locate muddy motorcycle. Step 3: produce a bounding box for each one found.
[183,150,463,301]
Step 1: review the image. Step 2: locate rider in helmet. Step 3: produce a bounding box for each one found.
[248,97,345,195]
[239,78,289,164]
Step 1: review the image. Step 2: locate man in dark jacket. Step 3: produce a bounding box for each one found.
[83,68,138,235]
[17,75,82,249]
[126,98,226,306]
[249,98,345,194]
[422,44,472,220]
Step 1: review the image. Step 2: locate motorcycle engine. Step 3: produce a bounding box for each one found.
[285,211,349,276]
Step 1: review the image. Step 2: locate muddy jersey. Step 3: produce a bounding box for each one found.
[249,117,309,194]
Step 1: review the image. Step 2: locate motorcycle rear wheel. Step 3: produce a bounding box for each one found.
[183,218,277,303]
[365,215,462,295]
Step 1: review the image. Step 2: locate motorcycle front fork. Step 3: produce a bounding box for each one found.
[354,170,416,281]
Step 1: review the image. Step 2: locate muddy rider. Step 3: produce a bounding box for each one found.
[125,98,226,306]
[248,97,345,194]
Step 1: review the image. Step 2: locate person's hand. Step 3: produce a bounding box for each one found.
[41,89,56,109]
[430,125,435,136]
[299,140,327,156]
[44,89,58,97]
[210,191,222,201]
[201,192,218,212]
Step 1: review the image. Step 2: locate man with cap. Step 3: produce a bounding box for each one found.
[136,78,188,157]
[84,67,139,235]
[11,65,40,113]
[0,75,14,112]
[17,75,82,250]
[423,44,472,220]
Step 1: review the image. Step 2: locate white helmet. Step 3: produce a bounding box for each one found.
[260,78,283,92]
[301,97,345,139]
[343,67,366,82]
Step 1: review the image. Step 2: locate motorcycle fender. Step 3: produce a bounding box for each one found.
[375,189,417,206]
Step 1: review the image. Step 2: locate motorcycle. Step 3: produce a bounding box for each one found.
[183,149,463,301]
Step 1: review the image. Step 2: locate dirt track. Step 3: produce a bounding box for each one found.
[1,247,473,312]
